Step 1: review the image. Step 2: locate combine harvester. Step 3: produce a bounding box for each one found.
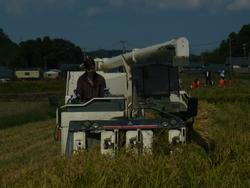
[56,37,198,155]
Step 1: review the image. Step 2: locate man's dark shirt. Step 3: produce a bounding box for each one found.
[77,72,106,101]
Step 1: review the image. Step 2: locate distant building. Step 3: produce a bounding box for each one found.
[43,69,61,79]
[15,68,41,79]
[226,57,250,74]
[0,66,13,79]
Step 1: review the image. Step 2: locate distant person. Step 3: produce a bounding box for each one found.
[219,69,225,80]
[191,79,201,89]
[205,70,213,86]
[76,57,106,102]
[219,78,225,88]
[218,69,225,88]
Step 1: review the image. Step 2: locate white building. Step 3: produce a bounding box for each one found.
[15,69,41,79]
[43,69,61,79]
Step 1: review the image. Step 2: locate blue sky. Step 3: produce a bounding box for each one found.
[1,0,250,54]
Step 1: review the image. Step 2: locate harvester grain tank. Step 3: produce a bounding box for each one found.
[56,37,198,155]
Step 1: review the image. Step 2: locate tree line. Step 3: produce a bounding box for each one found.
[0,29,125,70]
[0,29,83,69]
[202,24,250,64]
[1,24,250,69]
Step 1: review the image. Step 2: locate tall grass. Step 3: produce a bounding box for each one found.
[0,102,56,129]
[0,78,250,187]
[0,101,249,187]
[0,80,65,94]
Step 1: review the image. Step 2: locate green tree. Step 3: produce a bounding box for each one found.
[18,37,83,69]
[202,24,250,64]
[0,28,19,67]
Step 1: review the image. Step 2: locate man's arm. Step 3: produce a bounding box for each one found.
[98,76,106,97]
[77,78,84,101]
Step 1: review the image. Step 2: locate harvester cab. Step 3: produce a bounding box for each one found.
[56,37,198,156]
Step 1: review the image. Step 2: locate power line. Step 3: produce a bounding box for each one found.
[83,39,223,52]
[120,40,126,53]
[190,40,221,47]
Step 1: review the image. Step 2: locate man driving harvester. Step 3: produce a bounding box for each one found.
[77,57,106,102]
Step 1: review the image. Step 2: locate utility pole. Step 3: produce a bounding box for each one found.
[242,43,247,57]
[43,56,47,71]
[120,40,126,54]
[229,38,232,77]
[82,47,87,60]
[229,38,232,64]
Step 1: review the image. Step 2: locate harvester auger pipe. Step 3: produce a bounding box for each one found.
[96,37,189,71]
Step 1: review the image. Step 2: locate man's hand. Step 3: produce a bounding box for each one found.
[87,78,94,87]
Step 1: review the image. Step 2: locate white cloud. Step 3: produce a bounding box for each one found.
[143,0,204,10]
[0,0,77,15]
[106,0,125,7]
[0,0,25,15]
[227,0,250,11]
[86,7,103,17]
[103,0,205,10]
[1,0,250,16]
[104,0,250,12]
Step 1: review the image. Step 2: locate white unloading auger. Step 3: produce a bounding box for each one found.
[96,37,189,71]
